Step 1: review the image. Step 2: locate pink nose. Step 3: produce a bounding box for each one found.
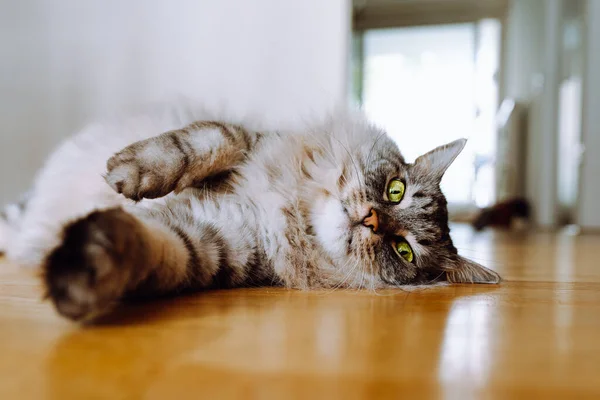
[362,209,379,233]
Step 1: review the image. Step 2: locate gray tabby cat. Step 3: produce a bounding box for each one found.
[0,104,500,321]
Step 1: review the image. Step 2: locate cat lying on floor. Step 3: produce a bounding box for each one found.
[0,103,501,321]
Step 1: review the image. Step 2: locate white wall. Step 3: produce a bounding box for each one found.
[0,0,350,204]
[577,0,600,229]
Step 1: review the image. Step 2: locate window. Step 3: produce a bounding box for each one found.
[357,21,501,210]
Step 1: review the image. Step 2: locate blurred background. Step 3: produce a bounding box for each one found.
[1,0,598,231]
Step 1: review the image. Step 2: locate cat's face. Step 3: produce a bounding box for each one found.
[311,120,501,287]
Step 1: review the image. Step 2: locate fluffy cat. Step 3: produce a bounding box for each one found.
[0,103,501,321]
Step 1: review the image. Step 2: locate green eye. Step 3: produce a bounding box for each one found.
[394,240,414,263]
[387,179,405,203]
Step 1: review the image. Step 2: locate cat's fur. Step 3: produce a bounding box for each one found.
[0,103,501,321]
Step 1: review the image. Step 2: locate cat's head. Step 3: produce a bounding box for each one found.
[310,115,501,287]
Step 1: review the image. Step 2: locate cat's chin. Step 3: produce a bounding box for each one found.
[310,196,351,261]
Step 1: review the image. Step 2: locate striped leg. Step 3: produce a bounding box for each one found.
[42,202,263,321]
[104,121,262,201]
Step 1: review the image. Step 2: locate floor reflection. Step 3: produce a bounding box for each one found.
[438,295,496,399]
[43,286,500,398]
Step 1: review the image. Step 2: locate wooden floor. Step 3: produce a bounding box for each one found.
[1,225,600,399]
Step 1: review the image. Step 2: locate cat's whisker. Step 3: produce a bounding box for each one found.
[360,269,369,292]
[319,257,360,295]
[427,271,447,284]
[366,130,389,169]
[338,172,349,185]
[369,269,380,295]
[343,261,362,291]
[340,258,361,288]
[356,262,367,289]
[303,129,339,166]
[328,134,365,190]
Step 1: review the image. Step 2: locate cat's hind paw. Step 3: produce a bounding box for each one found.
[43,209,138,321]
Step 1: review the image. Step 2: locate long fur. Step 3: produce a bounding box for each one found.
[0,100,501,321]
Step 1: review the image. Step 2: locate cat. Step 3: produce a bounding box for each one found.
[0,102,501,321]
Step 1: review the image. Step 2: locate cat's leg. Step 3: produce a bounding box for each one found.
[104,121,264,201]
[43,201,264,321]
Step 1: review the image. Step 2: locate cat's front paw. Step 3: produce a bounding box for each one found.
[105,137,184,201]
[43,209,139,321]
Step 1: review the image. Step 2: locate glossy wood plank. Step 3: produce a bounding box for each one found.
[1,225,600,399]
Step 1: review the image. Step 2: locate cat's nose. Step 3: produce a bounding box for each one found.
[362,208,379,233]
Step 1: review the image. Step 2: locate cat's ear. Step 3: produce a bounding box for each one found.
[445,255,502,284]
[413,138,467,181]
